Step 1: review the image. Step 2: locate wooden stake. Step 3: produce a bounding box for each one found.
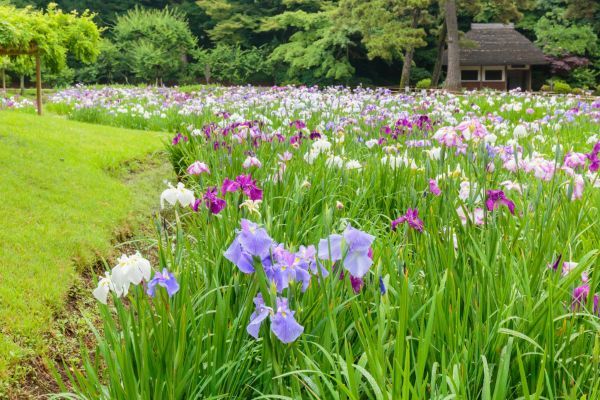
[35,52,42,115]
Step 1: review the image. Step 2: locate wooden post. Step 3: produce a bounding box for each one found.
[35,52,42,115]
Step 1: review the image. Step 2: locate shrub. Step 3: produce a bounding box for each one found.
[416,78,431,89]
[552,80,572,94]
[540,84,551,92]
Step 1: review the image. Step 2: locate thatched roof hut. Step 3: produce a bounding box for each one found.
[443,23,548,91]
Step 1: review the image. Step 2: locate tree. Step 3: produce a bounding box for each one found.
[444,0,461,91]
[261,5,357,84]
[0,3,101,112]
[0,56,8,94]
[113,7,197,84]
[339,0,430,88]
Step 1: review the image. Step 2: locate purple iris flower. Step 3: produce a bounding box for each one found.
[318,225,375,279]
[270,297,304,343]
[221,175,263,201]
[147,268,180,298]
[224,219,274,274]
[271,249,312,292]
[349,275,364,293]
[572,284,590,311]
[392,208,424,232]
[247,295,304,343]
[379,276,386,295]
[203,187,227,214]
[290,120,306,130]
[247,293,272,339]
[221,178,240,195]
[171,133,188,145]
[485,190,515,215]
[429,179,442,196]
[587,141,600,172]
[296,245,327,277]
[191,198,202,212]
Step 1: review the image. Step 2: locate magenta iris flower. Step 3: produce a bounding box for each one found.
[485,190,515,215]
[572,284,590,311]
[147,268,179,297]
[203,187,227,214]
[392,208,424,232]
[318,225,375,279]
[247,294,304,343]
[171,133,188,145]
[221,175,263,200]
[429,179,441,196]
[587,141,600,172]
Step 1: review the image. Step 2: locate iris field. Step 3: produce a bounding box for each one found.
[3,87,600,399]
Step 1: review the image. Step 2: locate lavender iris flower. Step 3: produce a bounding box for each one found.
[147,268,180,298]
[318,225,375,279]
[247,295,304,343]
[271,249,311,292]
[270,297,304,343]
[485,190,516,215]
[247,293,272,339]
[224,219,274,274]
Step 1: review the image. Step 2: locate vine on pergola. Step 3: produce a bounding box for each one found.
[0,3,101,114]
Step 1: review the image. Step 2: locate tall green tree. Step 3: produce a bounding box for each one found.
[113,7,197,84]
[262,4,357,84]
[339,0,430,88]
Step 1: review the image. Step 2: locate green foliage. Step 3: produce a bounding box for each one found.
[193,44,272,84]
[550,79,572,93]
[415,77,431,88]
[0,3,100,72]
[113,7,197,84]
[265,8,357,84]
[73,38,125,84]
[569,67,599,89]
[534,16,598,57]
[339,0,428,62]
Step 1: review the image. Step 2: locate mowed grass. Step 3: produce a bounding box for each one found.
[0,111,165,382]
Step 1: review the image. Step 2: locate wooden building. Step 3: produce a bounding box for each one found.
[443,23,548,91]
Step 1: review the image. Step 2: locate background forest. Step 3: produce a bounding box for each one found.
[2,0,600,90]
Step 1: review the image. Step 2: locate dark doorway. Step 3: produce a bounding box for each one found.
[507,70,529,91]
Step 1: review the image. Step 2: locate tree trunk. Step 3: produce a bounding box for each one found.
[20,75,25,95]
[444,0,461,92]
[400,9,421,90]
[431,21,447,88]
[1,68,5,96]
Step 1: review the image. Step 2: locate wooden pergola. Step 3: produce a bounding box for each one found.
[0,44,43,115]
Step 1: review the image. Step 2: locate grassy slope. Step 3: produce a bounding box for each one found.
[0,111,165,381]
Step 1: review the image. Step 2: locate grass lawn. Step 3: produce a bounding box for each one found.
[0,111,167,385]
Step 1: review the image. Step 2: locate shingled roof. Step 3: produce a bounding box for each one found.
[443,23,548,66]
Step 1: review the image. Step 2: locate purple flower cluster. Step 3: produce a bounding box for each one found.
[392,208,424,232]
[224,219,323,343]
[222,174,263,201]
[224,220,378,343]
[485,190,516,215]
[171,132,188,145]
[587,141,600,172]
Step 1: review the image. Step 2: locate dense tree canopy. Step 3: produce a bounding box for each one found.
[2,0,599,89]
[0,3,100,71]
